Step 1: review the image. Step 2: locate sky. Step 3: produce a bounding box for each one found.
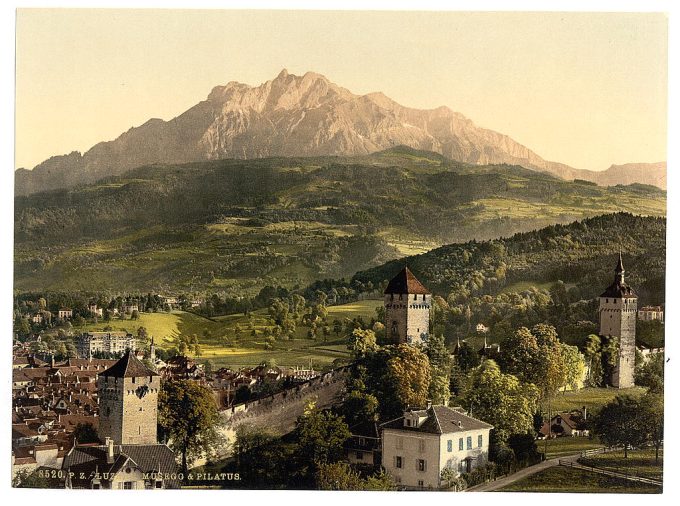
[15,9,668,172]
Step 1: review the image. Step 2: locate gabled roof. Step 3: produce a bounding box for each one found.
[100,350,158,378]
[381,405,493,435]
[62,443,179,488]
[384,266,430,295]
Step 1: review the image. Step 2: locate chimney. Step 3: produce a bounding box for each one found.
[426,399,432,409]
[106,437,114,464]
[582,406,587,420]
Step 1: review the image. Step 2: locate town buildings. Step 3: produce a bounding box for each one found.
[11,354,116,479]
[63,350,178,489]
[638,305,664,323]
[76,332,136,358]
[88,303,104,318]
[57,308,73,320]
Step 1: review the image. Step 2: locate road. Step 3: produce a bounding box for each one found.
[466,453,581,492]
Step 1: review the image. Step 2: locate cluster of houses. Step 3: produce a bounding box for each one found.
[12,344,117,478]
[19,294,207,329]
[207,363,320,407]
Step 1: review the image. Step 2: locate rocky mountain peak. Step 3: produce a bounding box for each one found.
[14,69,667,196]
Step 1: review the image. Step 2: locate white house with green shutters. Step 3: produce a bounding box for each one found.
[380,404,493,489]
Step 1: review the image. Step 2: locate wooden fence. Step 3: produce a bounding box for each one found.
[559,458,662,487]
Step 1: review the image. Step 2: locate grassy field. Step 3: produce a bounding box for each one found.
[71,300,382,370]
[500,465,662,493]
[578,449,663,481]
[72,310,225,346]
[550,386,647,414]
[539,436,604,459]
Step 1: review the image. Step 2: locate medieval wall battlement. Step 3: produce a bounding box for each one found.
[197,366,350,466]
[221,365,350,424]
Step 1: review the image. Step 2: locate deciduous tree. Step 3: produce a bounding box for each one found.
[294,401,350,467]
[594,395,648,458]
[348,328,378,358]
[460,360,539,445]
[158,379,224,474]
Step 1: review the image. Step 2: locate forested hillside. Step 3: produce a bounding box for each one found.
[348,213,665,346]
[14,148,665,293]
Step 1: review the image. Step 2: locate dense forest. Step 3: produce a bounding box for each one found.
[14,147,665,293]
[349,213,665,347]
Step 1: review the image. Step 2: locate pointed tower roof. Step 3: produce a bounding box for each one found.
[600,253,636,299]
[615,250,624,273]
[100,349,158,378]
[384,266,430,295]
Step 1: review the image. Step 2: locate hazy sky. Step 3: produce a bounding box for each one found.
[15,9,667,171]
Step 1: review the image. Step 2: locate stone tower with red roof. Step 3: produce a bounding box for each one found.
[384,266,432,345]
[599,253,637,388]
[97,350,160,445]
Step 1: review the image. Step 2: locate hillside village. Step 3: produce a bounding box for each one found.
[11,255,665,491]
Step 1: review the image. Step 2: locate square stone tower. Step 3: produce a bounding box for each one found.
[384,266,431,345]
[97,350,160,445]
[599,253,637,388]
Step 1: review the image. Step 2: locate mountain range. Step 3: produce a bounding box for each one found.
[15,69,666,196]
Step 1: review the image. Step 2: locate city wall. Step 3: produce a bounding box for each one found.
[192,366,350,467]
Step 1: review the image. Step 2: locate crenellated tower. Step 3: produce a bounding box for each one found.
[97,350,160,445]
[599,252,637,388]
[384,266,431,345]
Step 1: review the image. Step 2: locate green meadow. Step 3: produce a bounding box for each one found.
[71,299,383,370]
[500,465,661,493]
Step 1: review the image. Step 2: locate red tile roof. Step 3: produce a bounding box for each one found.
[384,266,430,295]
